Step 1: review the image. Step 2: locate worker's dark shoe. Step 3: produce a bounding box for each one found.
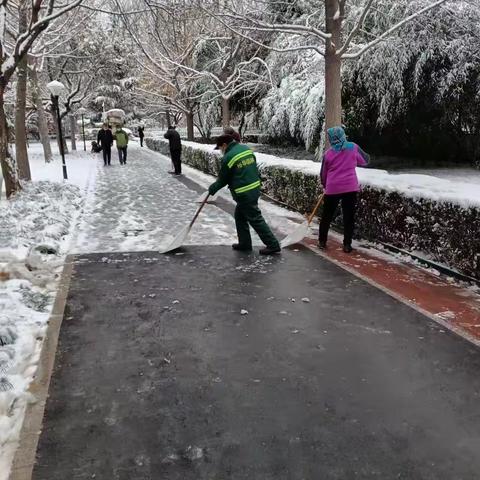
[318,241,327,250]
[343,244,353,254]
[259,245,281,255]
[232,243,252,252]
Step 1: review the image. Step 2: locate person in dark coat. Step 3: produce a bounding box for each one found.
[138,125,145,147]
[164,125,182,175]
[97,123,114,166]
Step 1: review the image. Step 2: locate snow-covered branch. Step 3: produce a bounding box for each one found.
[341,0,452,59]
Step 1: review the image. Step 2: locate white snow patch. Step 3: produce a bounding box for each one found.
[436,311,456,320]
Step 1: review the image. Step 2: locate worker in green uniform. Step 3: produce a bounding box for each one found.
[208,134,281,255]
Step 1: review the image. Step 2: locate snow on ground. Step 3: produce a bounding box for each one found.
[74,145,247,254]
[397,167,480,185]
[28,142,97,190]
[0,144,95,480]
[172,139,480,209]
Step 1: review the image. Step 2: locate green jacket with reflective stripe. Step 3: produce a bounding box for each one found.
[208,142,261,203]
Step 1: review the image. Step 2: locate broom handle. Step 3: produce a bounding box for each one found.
[189,193,210,229]
[307,194,324,225]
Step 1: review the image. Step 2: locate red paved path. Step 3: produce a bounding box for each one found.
[303,236,480,346]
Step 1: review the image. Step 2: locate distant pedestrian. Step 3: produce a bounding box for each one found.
[318,126,369,253]
[138,125,145,147]
[115,125,129,165]
[224,126,241,142]
[97,123,113,166]
[164,125,182,175]
[208,134,281,255]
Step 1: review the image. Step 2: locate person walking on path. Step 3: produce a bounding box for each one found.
[164,125,182,175]
[319,126,369,253]
[138,125,145,147]
[208,134,281,255]
[97,123,113,166]
[115,125,129,165]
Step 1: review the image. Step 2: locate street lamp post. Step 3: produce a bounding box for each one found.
[47,81,68,180]
[77,107,87,151]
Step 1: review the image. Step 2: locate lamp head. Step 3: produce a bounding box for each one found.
[47,80,65,97]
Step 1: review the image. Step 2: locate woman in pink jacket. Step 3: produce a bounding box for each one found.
[319,126,369,253]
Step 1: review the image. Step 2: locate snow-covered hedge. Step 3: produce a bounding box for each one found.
[146,137,480,281]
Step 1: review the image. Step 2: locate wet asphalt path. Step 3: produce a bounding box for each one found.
[31,246,480,479]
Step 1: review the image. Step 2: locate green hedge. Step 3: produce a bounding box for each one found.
[147,137,480,281]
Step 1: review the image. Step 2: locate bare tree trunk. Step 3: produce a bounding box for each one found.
[239,110,246,139]
[186,111,194,141]
[165,109,171,127]
[14,2,31,181]
[0,90,21,198]
[70,115,77,151]
[29,64,52,162]
[324,0,343,140]
[324,54,342,130]
[222,97,231,128]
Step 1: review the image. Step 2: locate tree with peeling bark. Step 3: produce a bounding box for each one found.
[0,0,85,198]
[204,0,457,147]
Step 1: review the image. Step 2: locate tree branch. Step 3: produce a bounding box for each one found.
[341,0,452,59]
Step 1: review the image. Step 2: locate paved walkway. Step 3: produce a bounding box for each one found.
[74,144,241,254]
[12,145,480,480]
[32,248,480,479]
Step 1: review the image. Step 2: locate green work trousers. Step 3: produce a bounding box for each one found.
[234,199,279,249]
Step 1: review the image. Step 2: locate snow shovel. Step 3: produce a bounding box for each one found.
[280,195,324,248]
[159,194,210,253]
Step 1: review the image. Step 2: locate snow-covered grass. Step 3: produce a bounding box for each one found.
[0,144,95,480]
[397,167,480,186]
[28,142,97,190]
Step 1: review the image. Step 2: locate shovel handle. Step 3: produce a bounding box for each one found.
[189,193,210,229]
[307,194,324,225]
